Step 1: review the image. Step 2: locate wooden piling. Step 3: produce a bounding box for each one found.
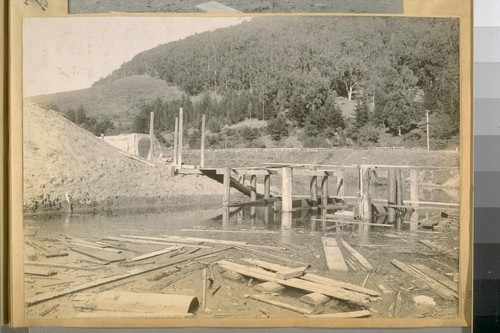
[223,168,231,207]
[396,169,403,206]
[178,108,184,167]
[200,114,206,168]
[250,175,257,219]
[410,169,419,207]
[409,168,420,230]
[321,176,329,207]
[250,175,257,201]
[388,169,397,223]
[282,167,293,212]
[361,168,372,220]
[173,117,178,166]
[264,175,271,199]
[310,176,318,208]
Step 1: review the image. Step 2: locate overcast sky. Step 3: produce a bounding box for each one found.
[23,17,250,97]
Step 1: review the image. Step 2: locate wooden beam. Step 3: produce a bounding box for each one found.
[306,310,371,318]
[245,294,313,315]
[321,238,348,272]
[200,114,206,168]
[223,167,231,207]
[127,246,181,262]
[173,117,178,166]
[310,176,318,208]
[281,167,293,212]
[178,107,184,167]
[411,264,459,292]
[228,197,280,208]
[339,239,373,271]
[388,168,397,223]
[264,174,271,199]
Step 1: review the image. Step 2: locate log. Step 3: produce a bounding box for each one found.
[217,260,370,305]
[410,264,459,292]
[306,310,371,318]
[321,238,348,272]
[301,273,380,297]
[300,293,330,306]
[245,294,313,315]
[26,247,232,306]
[391,259,457,300]
[73,291,198,314]
[340,239,373,271]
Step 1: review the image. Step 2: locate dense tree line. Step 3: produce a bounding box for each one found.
[98,16,459,144]
[64,106,114,136]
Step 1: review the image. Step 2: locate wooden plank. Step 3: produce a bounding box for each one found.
[127,246,181,262]
[276,266,309,280]
[25,267,56,276]
[69,241,122,253]
[217,260,370,305]
[339,239,373,271]
[25,262,97,271]
[242,258,302,273]
[306,310,371,318]
[245,294,313,315]
[69,247,126,263]
[301,273,380,297]
[228,197,280,208]
[411,264,459,292]
[76,312,194,319]
[121,235,203,245]
[104,236,209,248]
[391,259,457,300]
[419,239,458,259]
[27,247,232,306]
[394,291,402,317]
[321,238,348,272]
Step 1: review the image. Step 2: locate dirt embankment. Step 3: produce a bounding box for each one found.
[23,102,225,213]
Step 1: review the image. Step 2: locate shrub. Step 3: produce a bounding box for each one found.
[357,124,379,146]
[267,115,289,141]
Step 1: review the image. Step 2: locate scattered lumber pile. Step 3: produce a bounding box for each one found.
[217,258,380,309]
[419,240,459,260]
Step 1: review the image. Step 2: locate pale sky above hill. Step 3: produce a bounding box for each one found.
[23,17,250,97]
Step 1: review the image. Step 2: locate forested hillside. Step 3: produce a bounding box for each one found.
[96,16,459,144]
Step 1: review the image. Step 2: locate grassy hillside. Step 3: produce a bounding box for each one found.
[29,75,186,133]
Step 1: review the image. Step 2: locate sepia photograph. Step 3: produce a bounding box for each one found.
[67,0,404,14]
[21,15,464,324]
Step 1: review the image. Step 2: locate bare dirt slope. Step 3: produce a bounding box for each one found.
[23,102,224,212]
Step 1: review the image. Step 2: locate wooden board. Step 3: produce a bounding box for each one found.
[411,264,459,292]
[340,239,373,271]
[217,260,370,305]
[69,246,126,263]
[301,273,380,297]
[306,310,371,318]
[127,246,181,262]
[321,238,348,272]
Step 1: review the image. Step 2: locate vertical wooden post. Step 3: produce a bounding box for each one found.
[264,174,271,199]
[281,167,293,212]
[222,168,231,207]
[250,175,257,219]
[396,169,403,206]
[310,176,318,209]
[362,168,372,221]
[148,112,155,161]
[388,168,397,223]
[357,166,363,218]
[178,107,184,167]
[410,169,419,207]
[200,114,206,168]
[173,117,178,166]
[321,175,329,207]
[222,207,230,229]
[250,175,257,201]
[409,168,420,231]
[336,169,345,199]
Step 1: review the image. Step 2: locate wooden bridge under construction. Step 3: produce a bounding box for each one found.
[162,108,459,227]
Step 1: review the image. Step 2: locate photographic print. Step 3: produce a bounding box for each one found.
[22,15,464,324]
[68,0,404,14]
